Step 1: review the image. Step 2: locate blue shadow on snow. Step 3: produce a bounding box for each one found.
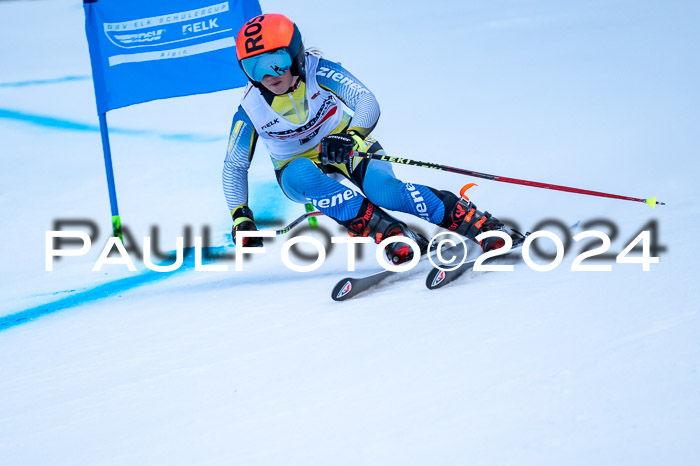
[0,247,231,331]
[0,108,224,143]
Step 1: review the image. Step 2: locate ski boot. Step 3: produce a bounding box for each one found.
[344,199,429,265]
[439,184,525,251]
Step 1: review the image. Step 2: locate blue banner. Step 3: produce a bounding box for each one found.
[84,0,261,113]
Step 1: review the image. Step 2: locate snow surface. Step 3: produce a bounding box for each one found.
[1,0,699,464]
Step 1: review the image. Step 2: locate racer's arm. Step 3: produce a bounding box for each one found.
[222,106,261,243]
[316,58,380,138]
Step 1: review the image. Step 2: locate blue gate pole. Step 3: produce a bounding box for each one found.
[98,112,122,240]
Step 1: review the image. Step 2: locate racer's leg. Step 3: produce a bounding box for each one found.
[352,140,446,225]
[277,157,363,223]
[362,159,446,224]
[277,156,427,263]
[352,139,522,251]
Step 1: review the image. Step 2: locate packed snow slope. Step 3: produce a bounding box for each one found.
[1,0,699,464]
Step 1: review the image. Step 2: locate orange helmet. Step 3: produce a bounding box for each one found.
[236,14,305,87]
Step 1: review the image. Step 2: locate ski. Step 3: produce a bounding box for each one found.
[426,221,581,290]
[331,268,395,301]
[331,243,460,301]
[333,222,581,299]
[425,239,526,290]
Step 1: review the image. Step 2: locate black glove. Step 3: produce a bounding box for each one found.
[232,221,263,247]
[231,206,264,247]
[319,132,356,165]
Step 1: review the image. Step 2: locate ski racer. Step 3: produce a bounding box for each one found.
[224,13,523,264]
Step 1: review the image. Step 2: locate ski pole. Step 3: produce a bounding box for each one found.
[304,202,319,228]
[353,151,665,207]
[232,212,323,247]
[274,211,324,235]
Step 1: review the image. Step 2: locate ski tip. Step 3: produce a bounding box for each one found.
[426,268,447,289]
[331,279,354,301]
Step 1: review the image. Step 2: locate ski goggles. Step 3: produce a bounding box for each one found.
[240,49,292,82]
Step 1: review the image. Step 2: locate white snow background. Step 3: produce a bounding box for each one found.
[1,0,699,464]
